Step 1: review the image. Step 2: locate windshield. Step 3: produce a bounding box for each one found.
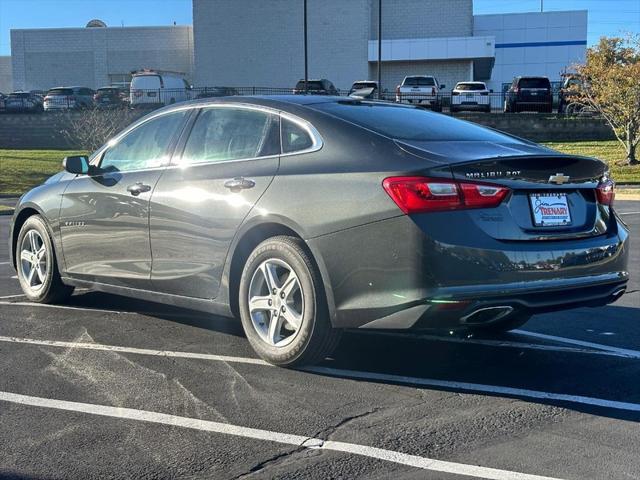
[403,77,436,87]
[312,101,519,143]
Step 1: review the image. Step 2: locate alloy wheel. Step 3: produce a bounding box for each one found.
[248,259,304,347]
[19,229,48,292]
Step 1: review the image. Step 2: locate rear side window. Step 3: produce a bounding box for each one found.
[519,78,550,89]
[313,102,519,143]
[132,75,162,89]
[281,118,314,153]
[100,110,188,172]
[181,107,275,164]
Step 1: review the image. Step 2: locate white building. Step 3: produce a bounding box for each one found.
[0,56,12,93]
[8,3,587,94]
[474,10,588,92]
[10,24,194,91]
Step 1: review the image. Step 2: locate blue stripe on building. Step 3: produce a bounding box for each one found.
[495,40,587,49]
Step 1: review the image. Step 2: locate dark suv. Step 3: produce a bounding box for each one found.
[504,77,553,113]
[293,79,339,95]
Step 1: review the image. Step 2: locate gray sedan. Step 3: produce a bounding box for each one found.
[8,96,630,366]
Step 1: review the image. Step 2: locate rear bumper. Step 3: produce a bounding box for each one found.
[309,213,630,330]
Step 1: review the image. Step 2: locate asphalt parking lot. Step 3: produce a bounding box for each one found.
[0,202,638,480]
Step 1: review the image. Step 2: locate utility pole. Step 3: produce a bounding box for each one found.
[540,0,543,12]
[304,0,309,93]
[377,0,382,99]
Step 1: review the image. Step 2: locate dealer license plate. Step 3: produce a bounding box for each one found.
[529,193,572,226]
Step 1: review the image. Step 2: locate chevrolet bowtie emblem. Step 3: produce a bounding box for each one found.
[548,173,570,184]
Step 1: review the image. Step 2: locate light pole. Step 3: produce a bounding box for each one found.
[304,0,309,93]
[377,0,382,99]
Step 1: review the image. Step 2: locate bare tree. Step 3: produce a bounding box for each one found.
[62,106,138,152]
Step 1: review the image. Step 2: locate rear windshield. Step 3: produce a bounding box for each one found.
[312,101,519,143]
[455,83,485,91]
[47,88,73,96]
[403,77,436,87]
[97,88,119,94]
[132,75,162,89]
[352,82,377,89]
[296,81,324,90]
[518,78,550,89]
[8,93,30,98]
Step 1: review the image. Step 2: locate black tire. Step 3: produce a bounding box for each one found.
[238,236,341,367]
[16,215,74,303]
[432,104,443,113]
[450,106,458,113]
[484,105,491,113]
[469,313,531,334]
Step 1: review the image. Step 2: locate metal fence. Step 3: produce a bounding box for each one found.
[1,86,566,114]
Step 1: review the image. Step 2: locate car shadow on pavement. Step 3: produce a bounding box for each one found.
[52,291,640,421]
[321,304,640,422]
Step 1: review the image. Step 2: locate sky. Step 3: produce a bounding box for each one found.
[0,0,639,56]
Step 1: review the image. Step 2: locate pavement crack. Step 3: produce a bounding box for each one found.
[229,407,381,479]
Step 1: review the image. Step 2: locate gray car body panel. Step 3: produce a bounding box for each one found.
[9,96,630,331]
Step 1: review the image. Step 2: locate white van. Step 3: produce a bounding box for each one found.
[130,70,192,107]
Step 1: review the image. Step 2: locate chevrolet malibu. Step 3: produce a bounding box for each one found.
[9,96,630,366]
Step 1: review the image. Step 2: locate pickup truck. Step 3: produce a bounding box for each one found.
[395,76,445,112]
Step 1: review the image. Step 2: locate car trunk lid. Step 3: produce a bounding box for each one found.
[397,141,612,241]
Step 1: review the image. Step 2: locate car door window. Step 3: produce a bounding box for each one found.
[281,118,313,153]
[180,107,276,164]
[100,110,188,172]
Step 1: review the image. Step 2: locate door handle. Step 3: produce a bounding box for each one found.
[224,177,255,191]
[127,182,152,196]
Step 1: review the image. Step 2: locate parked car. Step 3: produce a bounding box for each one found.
[43,87,95,111]
[94,86,127,108]
[348,80,378,99]
[396,76,445,111]
[195,87,240,98]
[504,76,553,113]
[292,79,339,95]
[0,93,6,111]
[9,96,628,367]
[3,91,44,113]
[450,82,492,113]
[558,75,584,114]
[130,70,192,108]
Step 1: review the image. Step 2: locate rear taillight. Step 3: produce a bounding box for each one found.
[596,178,615,206]
[382,177,510,214]
[452,91,459,96]
[480,91,489,96]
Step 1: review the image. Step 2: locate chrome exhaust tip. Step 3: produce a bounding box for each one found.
[460,306,514,325]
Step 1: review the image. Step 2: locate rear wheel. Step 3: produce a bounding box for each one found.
[238,236,341,367]
[16,215,74,303]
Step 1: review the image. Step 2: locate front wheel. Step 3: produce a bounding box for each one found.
[16,215,74,303]
[238,236,341,367]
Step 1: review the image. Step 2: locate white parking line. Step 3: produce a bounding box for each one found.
[0,335,269,365]
[0,390,563,480]
[356,330,639,360]
[619,211,640,216]
[0,301,133,315]
[2,334,640,413]
[513,330,640,359]
[0,261,10,265]
[0,294,25,300]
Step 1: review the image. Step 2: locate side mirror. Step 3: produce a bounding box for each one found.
[62,155,89,175]
[440,84,446,89]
